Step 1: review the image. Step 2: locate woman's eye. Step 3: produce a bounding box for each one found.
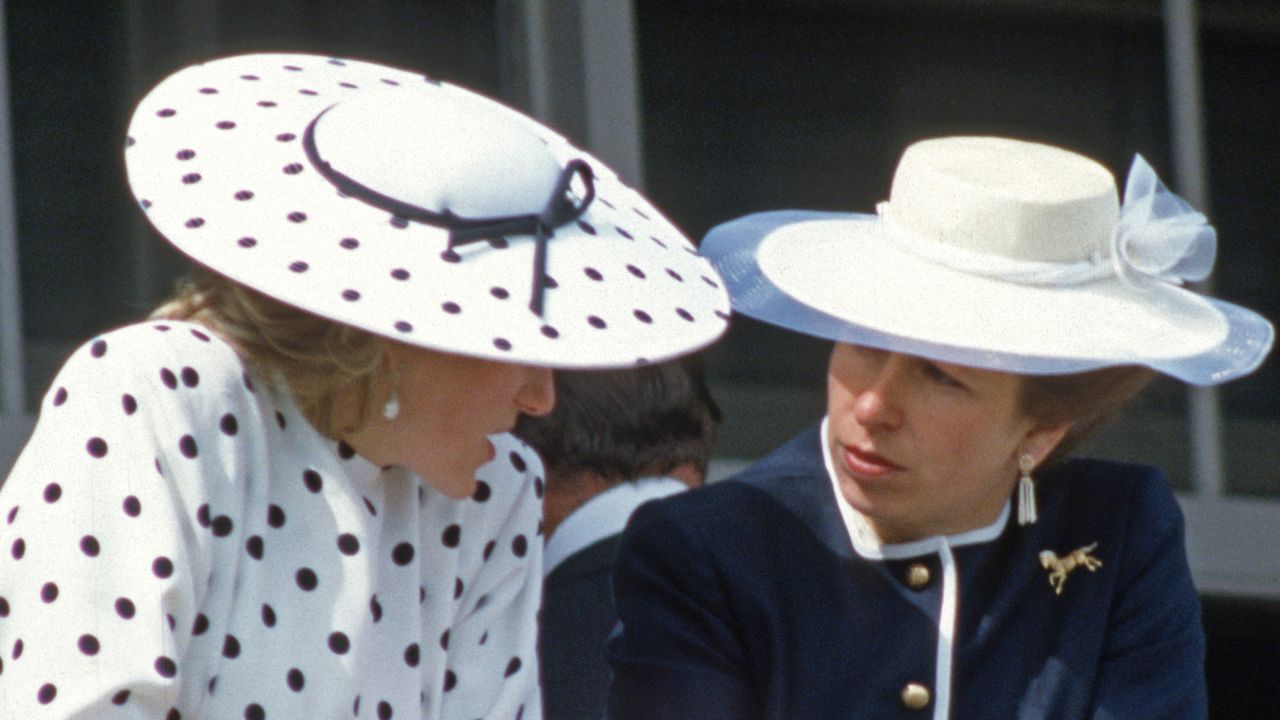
[924,363,964,388]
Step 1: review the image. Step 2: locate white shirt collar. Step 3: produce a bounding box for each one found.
[820,416,1009,561]
[543,475,689,576]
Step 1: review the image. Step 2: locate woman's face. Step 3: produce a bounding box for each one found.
[349,344,555,498]
[825,343,1065,544]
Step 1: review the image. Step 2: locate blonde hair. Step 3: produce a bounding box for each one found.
[151,269,390,438]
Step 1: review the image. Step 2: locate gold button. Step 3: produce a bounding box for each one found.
[901,682,931,710]
[906,563,931,589]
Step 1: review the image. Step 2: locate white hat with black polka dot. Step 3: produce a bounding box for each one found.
[125,52,730,368]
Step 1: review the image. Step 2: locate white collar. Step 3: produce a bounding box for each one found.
[543,476,690,576]
[820,417,1009,561]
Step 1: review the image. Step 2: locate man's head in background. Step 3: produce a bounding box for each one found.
[514,356,720,538]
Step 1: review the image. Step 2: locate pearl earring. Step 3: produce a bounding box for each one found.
[1017,453,1037,526]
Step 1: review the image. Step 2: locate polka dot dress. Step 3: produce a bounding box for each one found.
[0,321,543,719]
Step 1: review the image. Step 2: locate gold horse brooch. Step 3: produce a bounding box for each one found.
[1039,542,1103,595]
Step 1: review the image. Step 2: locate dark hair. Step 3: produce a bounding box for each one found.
[513,356,720,488]
[1018,365,1158,466]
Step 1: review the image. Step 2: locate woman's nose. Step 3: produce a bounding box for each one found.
[516,367,555,416]
[852,360,905,429]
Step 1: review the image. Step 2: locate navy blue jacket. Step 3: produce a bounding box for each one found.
[607,424,1206,719]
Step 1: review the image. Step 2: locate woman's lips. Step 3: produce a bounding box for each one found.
[842,444,904,479]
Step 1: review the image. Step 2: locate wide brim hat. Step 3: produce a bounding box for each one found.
[125,53,729,368]
[702,136,1273,385]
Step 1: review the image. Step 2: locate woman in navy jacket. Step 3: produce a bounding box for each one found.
[606,136,1274,719]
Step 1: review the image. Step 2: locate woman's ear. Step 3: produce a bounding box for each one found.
[1022,422,1071,467]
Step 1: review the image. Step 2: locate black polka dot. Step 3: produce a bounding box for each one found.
[505,656,523,677]
[363,497,378,516]
[112,689,131,705]
[258,100,277,108]
[196,504,212,528]
[200,87,219,95]
[261,603,276,627]
[167,708,181,720]
[287,668,305,692]
[288,211,307,223]
[483,540,496,561]
[5,506,15,524]
[394,321,413,333]
[179,435,199,458]
[160,368,178,388]
[78,634,100,655]
[540,325,560,339]
[370,594,383,622]
[441,525,461,548]
[43,483,61,503]
[87,437,108,458]
[296,568,318,591]
[442,301,462,314]
[634,309,653,324]
[116,597,136,619]
[337,533,359,555]
[702,275,721,288]
[391,543,415,566]
[234,190,255,201]
[587,315,607,329]
[490,286,510,300]
[123,495,142,517]
[454,578,464,599]
[238,237,257,248]
[616,226,634,239]
[342,289,361,302]
[584,267,603,281]
[180,367,200,387]
[493,338,512,351]
[123,394,138,414]
[578,220,596,235]
[509,452,528,473]
[185,218,205,229]
[534,477,545,498]
[155,656,177,677]
[10,538,23,559]
[52,387,67,406]
[222,634,241,659]
[182,173,202,185]
[158,108,177,117]
[41,582,58,603]
[91,339,108,357]
[267,504,286,528]
[220,413,239,435]
[211,516,234,537]
[472,481,491,502]
[283,163,304,175]
[14,638,24,658]
[153,556,174,578]
[245,703,265,720]
[338,441,355,459]
[378,700,394,719]
[38,683,56,704]
[512,535,529,558]
[390,267,410,280]
[328,631,350,654]
[302,469,323,493]
[289,261,309,273]
[190,328,211,342]
[191,613,209,635]
[403,643,421,667]
[216,120,235,129]
[677,308,695,322]
[80,535,100,557]
[443,671,457,691]
[627,264,647,279]
[176,149,196,161]
[276,411,287,429]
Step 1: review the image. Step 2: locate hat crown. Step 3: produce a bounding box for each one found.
[881,136,1119,263]
[312,89,563,218]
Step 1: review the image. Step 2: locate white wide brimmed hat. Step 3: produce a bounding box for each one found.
[125,53,729,368]
[703,136,1272,385]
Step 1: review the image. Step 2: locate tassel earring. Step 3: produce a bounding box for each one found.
[1017,453,1037,526]
[382,367,401,421]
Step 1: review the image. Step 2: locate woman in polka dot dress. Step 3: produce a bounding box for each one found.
[0,53,730,719]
